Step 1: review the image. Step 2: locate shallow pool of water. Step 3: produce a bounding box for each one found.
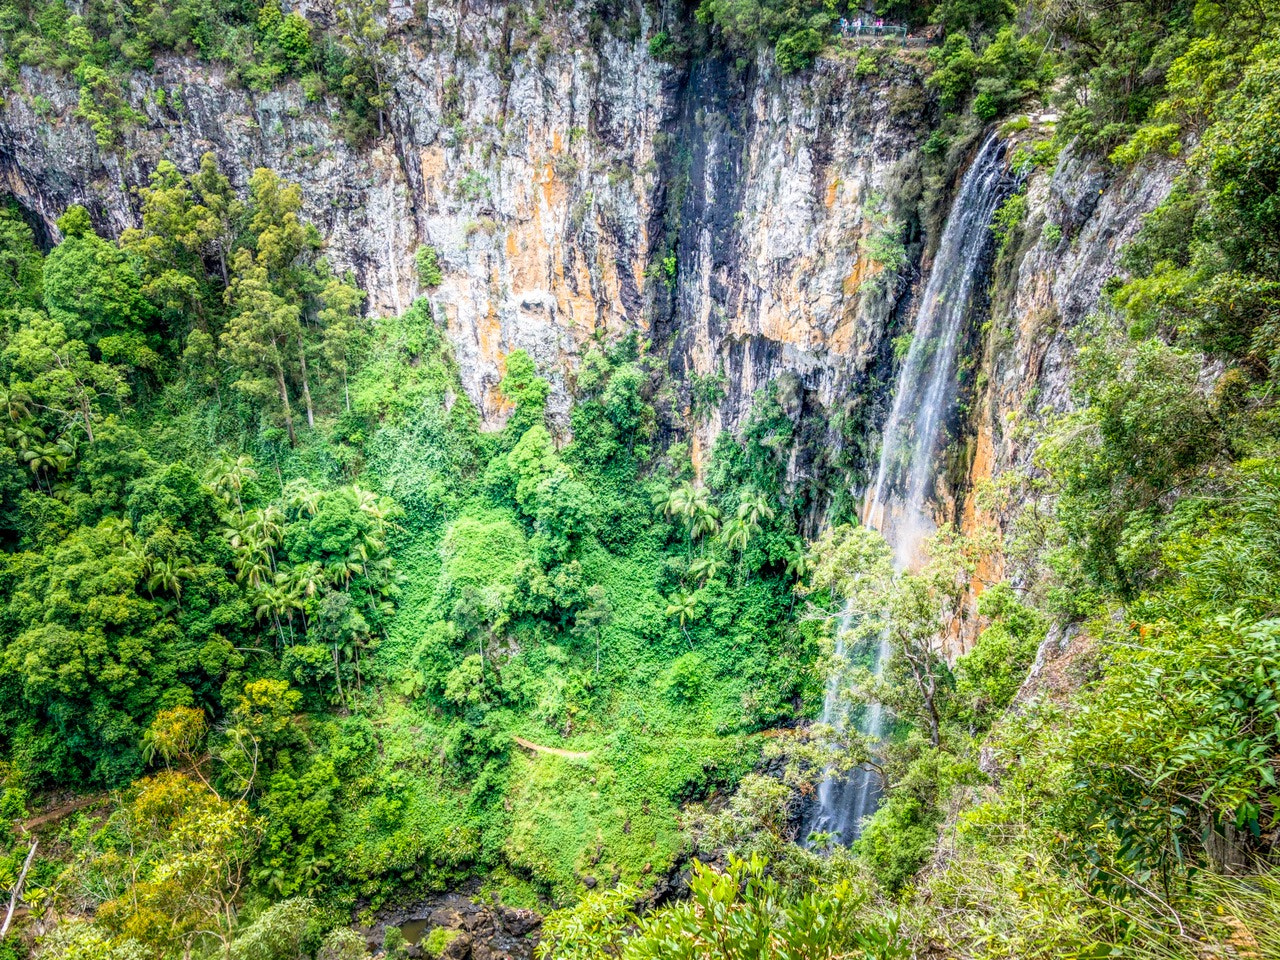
[398,918,430,945]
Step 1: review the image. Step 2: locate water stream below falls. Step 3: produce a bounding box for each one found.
[803,134,1013,846]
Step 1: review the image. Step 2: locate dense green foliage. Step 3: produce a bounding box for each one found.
[817,3,1280,957]
[0,144,825,955]
[582,0,1280,956]
[1,0,1280,957]
[0,0,391,142]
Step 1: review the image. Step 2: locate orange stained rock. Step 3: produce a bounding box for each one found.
[758,280,807,345]
[478,300,503,377]
[486,344,515,424]
[828,309,858,355]
[538,155,558,209]
[844,253,881,297]
[634,224,649,298]
[419,146,447,203]
[957,404,1005,654]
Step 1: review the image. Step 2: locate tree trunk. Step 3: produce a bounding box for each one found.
[1,840,37,939]
[274,362,296,446]
[297,341,315,429]
[905,647,942,748]
[922,674,941,747]
[332,645,346,708]
[79,393,95,443]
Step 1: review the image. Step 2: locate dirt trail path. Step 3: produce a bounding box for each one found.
[18,793,106,834]
[512,737,592,760]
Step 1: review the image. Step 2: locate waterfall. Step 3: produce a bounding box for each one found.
[804,134,1012,846]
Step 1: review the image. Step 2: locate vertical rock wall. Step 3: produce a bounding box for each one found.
[0,1,932,458]
[949,136,1178,647]
[0,0,1180,561]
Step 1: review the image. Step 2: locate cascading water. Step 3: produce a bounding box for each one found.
[804,134,1013,846]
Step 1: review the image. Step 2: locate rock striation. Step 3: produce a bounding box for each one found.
[0,0,1177,595]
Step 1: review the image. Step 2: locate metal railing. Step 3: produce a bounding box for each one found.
[834,23,936,45]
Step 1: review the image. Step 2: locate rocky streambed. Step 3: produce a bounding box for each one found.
[361,887,542,960]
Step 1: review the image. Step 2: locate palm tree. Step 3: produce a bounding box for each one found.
[360,530,387,556]
[651,485,672,515]
[284,478,323,518]
[688,556,726,584]
[723,515,759,583]
[350,483,379,515]
[663,482,705,520]
[6,418,41,445]
[273,572,305,641]
[653,483,688,519]
[253,583,290,648]
[22,441,63,493]
[326,553,361,588]
[243,505,285,571]
[234,547,272,589]
[222,516,249,550]
[0,385,31,424]
[289,561,326,600]
[285,562,326,631]
[737,490,775,528]
[783,538,812,581]
[690,500,721,541]
[782,537,812,609]
[723,516,751,554]
[245,505,285,547]
[148,557,196,612]
[686,484,711,515]
[348,541,372,583]
[665,590,701,648]
[205,453,257,517]
[368,555,397,594]
[351,484,402,537]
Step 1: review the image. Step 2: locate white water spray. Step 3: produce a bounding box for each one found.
[804,134,1012,845]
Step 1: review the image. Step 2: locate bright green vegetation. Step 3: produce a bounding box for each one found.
[0,149,820,955]
[0,0,1279,957]
[535,1,1280,959]
[0,0,394,142]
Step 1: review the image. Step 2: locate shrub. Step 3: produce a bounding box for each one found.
[423,927,461,958]
[775,26,823,74]
[416,244,443,287]
[648,30,676,61]
[972,91,1001,120]
[990,191,1027,255]
[856,793,940,893]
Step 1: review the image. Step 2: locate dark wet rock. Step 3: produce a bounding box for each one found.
[364,885,541,960]
[441,931,472,960]
[499,907,540,938]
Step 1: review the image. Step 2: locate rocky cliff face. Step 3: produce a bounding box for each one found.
[0,0,1175,566]
[659,50,929,470]
[951,136,1177,643]
[0,1,931,460]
